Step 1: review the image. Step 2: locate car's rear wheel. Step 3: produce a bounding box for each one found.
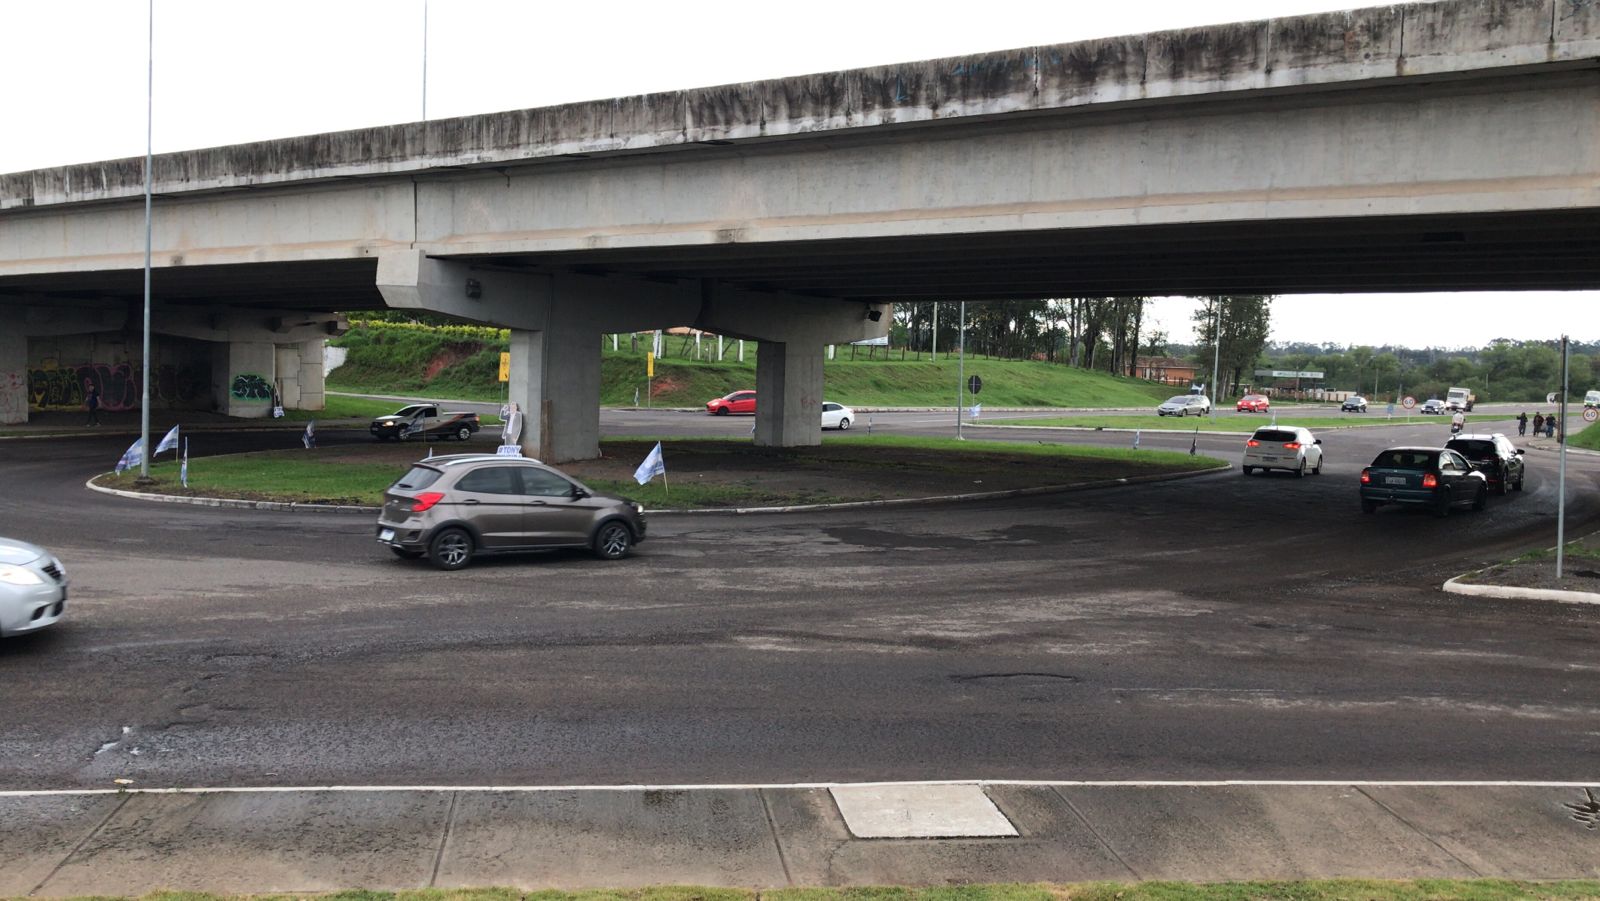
[592,521,633,560]
[456,426,472,441]
[838,417,850,431]
[1473,483,1488,511]
[1361,499,1378,514]
[389,546,422,559]
[1434,489,1452,518]
[428,528,474,570]
[1295,460,1305,479]
[1242,466,1253,476]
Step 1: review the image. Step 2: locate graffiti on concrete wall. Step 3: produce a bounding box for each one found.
[229,373,273,402]
[0,371,26,423]
[29,363,211,411]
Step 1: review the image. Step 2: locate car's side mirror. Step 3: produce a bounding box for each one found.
[1314,439,1322,445]
[1515,449,1524,455]
[572,487,590,499]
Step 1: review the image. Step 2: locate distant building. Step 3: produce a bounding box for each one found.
[1136,356,1198,387]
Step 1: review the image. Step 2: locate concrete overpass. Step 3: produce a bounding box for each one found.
[2,0,1597,458]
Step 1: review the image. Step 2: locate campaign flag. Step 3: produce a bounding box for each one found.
[969,402,981,419]
[179,440,189,488]
[1190,427,1199,456]
[1132,429,1141,450]
[114,438,144,474]
[154,424,180,456]
[425,447,433,460]
[302,420,317,449]
[633,441,666,486]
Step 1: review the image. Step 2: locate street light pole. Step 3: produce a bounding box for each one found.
[1209,300,1221,419]
[1557,334,1570,579]
[956,301,965,440]
[138,0,154,481]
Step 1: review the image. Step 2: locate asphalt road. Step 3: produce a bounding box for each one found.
[2,412,1598,790]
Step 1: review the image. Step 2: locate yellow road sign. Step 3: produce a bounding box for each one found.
[647,352,655,378]
[498,352,510,382]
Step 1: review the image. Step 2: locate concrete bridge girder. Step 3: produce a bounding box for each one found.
[376,251,889,460]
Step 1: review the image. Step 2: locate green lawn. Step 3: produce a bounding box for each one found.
[987,414,1420,432]
[1569,418,1600,450]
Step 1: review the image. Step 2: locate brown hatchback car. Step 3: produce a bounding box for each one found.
[376,454,646,570]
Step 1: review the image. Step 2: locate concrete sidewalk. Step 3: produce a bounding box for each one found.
[5,783,1598,895]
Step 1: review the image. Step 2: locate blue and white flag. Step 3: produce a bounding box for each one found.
[1190,426,1200,456]
[633,441,666,485]
[179,440,189,488]
[969,402,981,419]
[1132,429,1141,450]
[154,424,180,456]
[302,420,316,449]
[114,438,144,474]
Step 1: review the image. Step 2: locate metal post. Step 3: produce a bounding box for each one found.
[956,301,965,439]
[1210,300,1221,419]
[421,0,428,120]
[1557,335,1569,579]
[138,0,154,480]
[931,302,938,361]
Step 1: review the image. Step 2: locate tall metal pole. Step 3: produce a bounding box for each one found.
[1557,334,1570,579]
[930,302,938,361]
[139,0,154,479]
[421,0,429,120]
[956,301,965,439]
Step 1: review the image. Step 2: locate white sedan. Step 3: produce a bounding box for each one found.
[1241,426,1324,477]
[821,402,855,430]
[0,537,68,637]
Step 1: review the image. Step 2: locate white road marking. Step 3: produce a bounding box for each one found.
[2,778,1596,798]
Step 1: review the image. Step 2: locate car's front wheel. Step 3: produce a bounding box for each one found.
[456,426,472,441]
[1313,455,1323,475]
[715,407,728,416]
[1496,467,1509,495]
[592,521,633,560]
[428,528,474,570]
[838,417,851,431]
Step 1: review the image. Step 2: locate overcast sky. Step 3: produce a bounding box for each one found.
[3,0,1593,348]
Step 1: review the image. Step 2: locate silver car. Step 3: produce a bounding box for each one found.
[0,537,68,637]
[376,454,647,570]
[1157,395,1211,416]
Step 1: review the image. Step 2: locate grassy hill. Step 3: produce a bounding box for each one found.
[327,323,1180,408]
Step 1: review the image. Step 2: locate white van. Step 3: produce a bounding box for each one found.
[1585,390,1600,409]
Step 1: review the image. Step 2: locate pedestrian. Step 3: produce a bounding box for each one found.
[1517,411,1528,436]
[1546,414,1556,438]
[1533,412,1544,436]
[84,383,100,426]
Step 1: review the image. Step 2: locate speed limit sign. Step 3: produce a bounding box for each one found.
[1402,396,1416,409]
[1585,408,1598,423]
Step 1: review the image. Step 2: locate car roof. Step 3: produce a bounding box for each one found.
[1448,433,1506,442]
[415,453,546,468]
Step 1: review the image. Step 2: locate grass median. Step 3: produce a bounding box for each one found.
[92,435,1226,509]
[984,414,1439,432]
[13,880,1600,901]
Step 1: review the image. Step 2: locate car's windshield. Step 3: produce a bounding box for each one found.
[1254,430,1297,443]
[392,465,442,490]
[1371,450,1436,470]
[392,405,425,417]
[1166,396,1189,403]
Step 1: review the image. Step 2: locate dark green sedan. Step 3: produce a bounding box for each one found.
[1360,446,1488,517]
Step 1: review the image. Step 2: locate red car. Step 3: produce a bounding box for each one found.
[706,390,757,415]
[1236,394,1271,413]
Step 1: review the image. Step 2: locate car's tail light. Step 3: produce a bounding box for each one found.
[1422,473,1438,488]
[1360,469,1371,484]
[1283,442,1301,450]
[1246,439,1260,447]
[411,491,446,512]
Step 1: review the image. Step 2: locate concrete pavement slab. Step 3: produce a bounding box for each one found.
[0,794,125,897]
[35,790,452,896]
[766,786,1133,886]
[1057,785,1477,880]
[830,783,1018,838]
[434,789,788,890]
[1361,786,1600,878]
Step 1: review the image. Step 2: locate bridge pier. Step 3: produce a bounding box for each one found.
[754,341,824,448]
[0,329,25,425]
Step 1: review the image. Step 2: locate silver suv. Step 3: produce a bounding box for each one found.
[376,454,646,570]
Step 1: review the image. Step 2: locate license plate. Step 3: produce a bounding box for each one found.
[1385,476,1407,485]
[1261,456,1278,462]
[378,528,395,541]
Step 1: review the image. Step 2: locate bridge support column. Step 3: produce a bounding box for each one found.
[508,326,603,463]
[754,341,824,448]
[0,329,26,425]
[215,340,277,418]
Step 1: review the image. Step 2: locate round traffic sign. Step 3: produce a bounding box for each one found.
[1402,395,1416,409]
[967,375,983,395]
[1585,408,1598,423]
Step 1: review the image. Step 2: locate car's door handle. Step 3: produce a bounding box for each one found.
[529,500,548,506]
[462,499,480,505]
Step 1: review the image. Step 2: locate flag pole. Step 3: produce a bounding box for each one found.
[137,0,154,481]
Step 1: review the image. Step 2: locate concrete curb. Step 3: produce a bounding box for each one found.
[1442,576,1600,605]
[83,464,1231,517]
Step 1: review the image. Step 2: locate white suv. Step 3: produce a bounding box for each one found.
[1242,426,1324,477]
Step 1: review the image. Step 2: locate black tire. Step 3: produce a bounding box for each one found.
[389,546,422,559]
[1473,483,1488,511]
[838,417,850,431]
[1242,466,1254,476]
[1361,499,1378,514]
[715,407,729,416]
[1434,489,1452,518]
[428,527,474,571]
[456,426,472,441]
[1295,460,1305,479]
[1496,467,1509,496]
[1313,455,1323,475]
[592,521,633,560]
[1514,474,1525,492]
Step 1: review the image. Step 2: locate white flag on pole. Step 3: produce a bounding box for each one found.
[969,402,981,419]
[633,441,666,485]
[1132,429,1141,450]
[115,438,144,474]
[302,420,316,449]
[154,424,180,456]
[180,439,189,488]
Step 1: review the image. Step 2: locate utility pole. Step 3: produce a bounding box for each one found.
[931,302,938,361]
[956,301,966,440]
[138,0,154,481]
[1557,334,1570,578]
[1210,300,1221,419]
